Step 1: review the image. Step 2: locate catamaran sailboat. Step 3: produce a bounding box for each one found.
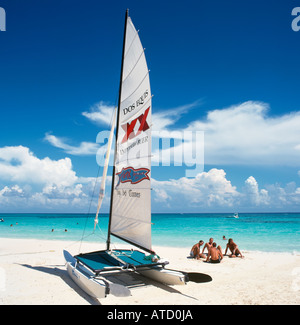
[63,9,188,299]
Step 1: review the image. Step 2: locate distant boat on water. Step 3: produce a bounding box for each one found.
[226,213,239,219]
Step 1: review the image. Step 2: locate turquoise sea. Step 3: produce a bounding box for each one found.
[0,213,299,254]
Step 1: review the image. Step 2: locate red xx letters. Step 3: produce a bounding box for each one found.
[121,107,150,143]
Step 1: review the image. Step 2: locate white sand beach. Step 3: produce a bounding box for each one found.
[0,238,299,305]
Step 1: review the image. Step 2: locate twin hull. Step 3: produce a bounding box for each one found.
[64,250,187,299]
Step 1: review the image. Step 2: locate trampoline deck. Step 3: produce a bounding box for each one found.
[75,249,164,274]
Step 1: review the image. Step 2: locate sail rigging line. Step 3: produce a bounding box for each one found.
[78,164,102,253]
[78,107,118,253]
[94,220,107,240]
[78,116,116,253]
[64,232,102,251]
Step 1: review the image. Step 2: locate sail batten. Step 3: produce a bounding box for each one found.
[122,49,145,83]
[120,71,150,104]
[124,29,139,57]
[109,12,152,252]
[111,213,153,224]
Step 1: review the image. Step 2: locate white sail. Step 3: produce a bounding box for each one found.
[110,16,152,252]
[94,108,116,230]
[63,12,188,299]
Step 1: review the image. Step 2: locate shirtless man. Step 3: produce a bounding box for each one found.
[224,238,243,258]
[190,240,205,259]
[206,242,223,263]
[202,237,214,255]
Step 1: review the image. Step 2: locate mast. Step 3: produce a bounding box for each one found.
[107,9,129,250]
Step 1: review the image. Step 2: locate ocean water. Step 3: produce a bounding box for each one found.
[0,213,299,253]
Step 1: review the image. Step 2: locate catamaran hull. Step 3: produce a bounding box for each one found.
[64,250,108,299]
[137,266,188,286]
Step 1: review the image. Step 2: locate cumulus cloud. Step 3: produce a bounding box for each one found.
[152,170,300,211]
[0,145,299,212]
[153,188,170,203]
[42,183,86,200]
[243,176,270,206]
[264,182,300,208]
[0,146,77,186]
[0,185,27,198]
[3,93,300,213]
[0,146,102,211]
[152,168,240,209]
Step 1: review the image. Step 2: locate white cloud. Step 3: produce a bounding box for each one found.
[82,101,115,126]
[0,185,27,198]
[53,98,300,170]
[45,100,117,156]
[152,168,240,209]
[150,100,300,170]
[0,145,299,212]
[153,188,170,203]
[60,99,300,168]
[0,146,101,211]
[147,100,300,167]
[44,133,99,156]
[0,146,77,186]
[82,100,200,130]
[152,100,200,131]
[2,94,300,214]
[152,170,300,211]
[42,183,86,200]
[263,182,300,208]
[187,101,300,166]
[79,100,204,172]
[243,176,270,206]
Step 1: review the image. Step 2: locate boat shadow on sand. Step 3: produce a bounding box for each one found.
[19,263,212,304]
[19,263,101,305]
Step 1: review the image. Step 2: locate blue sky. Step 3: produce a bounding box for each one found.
[0,0,300,212]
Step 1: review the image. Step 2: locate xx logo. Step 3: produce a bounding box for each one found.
[121,106,150,144]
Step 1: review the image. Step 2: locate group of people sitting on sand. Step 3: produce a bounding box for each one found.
[190,237,243,263]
